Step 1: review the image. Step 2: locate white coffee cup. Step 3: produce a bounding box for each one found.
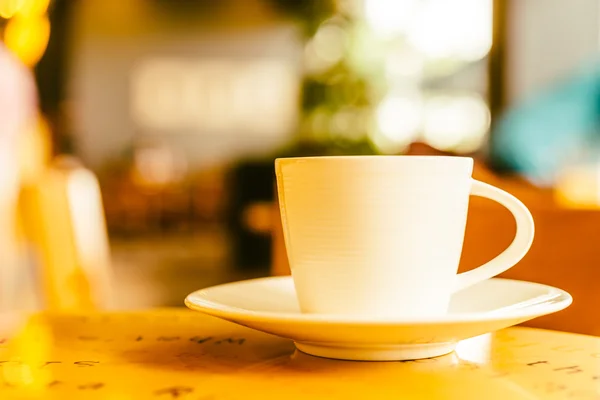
[275,156,534,318]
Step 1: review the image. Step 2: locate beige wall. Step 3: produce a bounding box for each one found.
[67,0,302,170]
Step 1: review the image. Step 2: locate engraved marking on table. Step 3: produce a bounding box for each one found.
[157,336,181,342]
[527,361,549,366]
[0,360,62,369]
[74,361,100,367]
[190,336,213,344]
[553,365,584,374]
[0,361,23,368]
[154,386,194,398]
[78,382,105,390]
[42,361,62,368]
[214,338,245,345]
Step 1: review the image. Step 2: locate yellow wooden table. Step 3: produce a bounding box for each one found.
[0,309,599,399]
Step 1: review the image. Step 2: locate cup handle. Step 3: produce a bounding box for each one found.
[455,180,535,292]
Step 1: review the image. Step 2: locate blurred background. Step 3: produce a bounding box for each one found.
[2,0,600,334]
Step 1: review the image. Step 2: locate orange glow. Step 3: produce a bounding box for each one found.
[554,164,600,209]
[4,13,50,67]
[0,0,26,19]
[17,115,52,185]
[0,0,49,18]
[17,0,49,17]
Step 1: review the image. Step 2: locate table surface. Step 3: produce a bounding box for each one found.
[0,309,599,400]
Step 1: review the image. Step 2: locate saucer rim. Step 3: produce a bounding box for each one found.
[184,276,572,326]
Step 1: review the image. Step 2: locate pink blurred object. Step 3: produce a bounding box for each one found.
[0,42,37,132]
[0,42,37,195]
[0,42,38,332]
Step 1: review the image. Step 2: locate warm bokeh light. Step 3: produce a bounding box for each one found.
[555,164,600,208]
[16,0,49,17]
[330,107,368,139]
[364,0,419,37]
[131,58,187,131]
[4,13,50,67]
[305,107,330,138]
[0,0,26,19]
[422,94,490,152]
[370,130,409,154]
[384,46,423,80]
[362,0,492,154]
[132,145,187,188]
[375,95,422,145]
[1,316,53,389]
[407,0,492,61]
[304,21,346,74]
[131,58,297,137]
[364,0,492,61]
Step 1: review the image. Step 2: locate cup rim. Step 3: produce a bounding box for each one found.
[275,155,473,162]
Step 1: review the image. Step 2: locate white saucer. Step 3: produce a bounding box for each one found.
[184,276,572,361]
